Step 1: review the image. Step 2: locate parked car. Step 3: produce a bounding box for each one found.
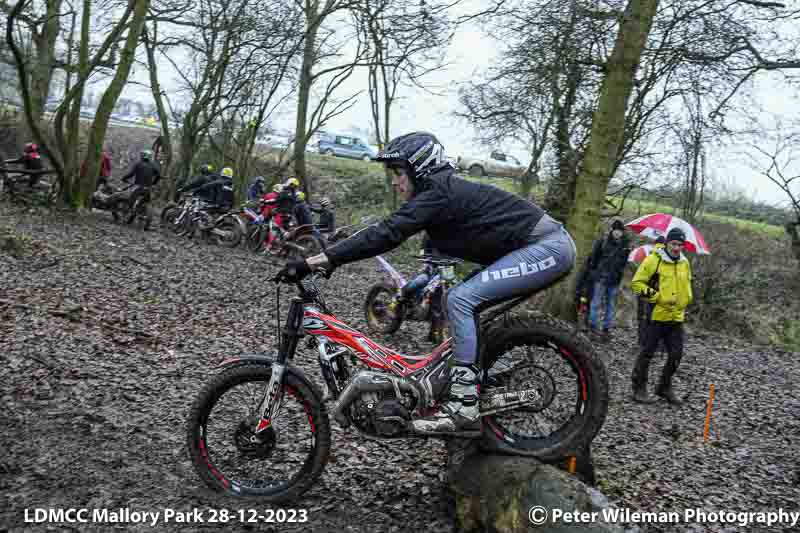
[318,134,377,161]
[456,150,527,179]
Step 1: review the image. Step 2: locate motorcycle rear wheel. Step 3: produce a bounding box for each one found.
[212,216,243,248]
[479,312,608,461]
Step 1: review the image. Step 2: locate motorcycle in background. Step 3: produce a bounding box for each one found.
[364,254,461,345]
[91,179,137,223]
[162,194,241,247]
[240,201,325,260]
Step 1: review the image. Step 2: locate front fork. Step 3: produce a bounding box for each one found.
[254,296,305,434]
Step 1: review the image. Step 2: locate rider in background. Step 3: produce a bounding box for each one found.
[277,131,576,434]
[276,177,300,218]
[7,142,44,186]
[309,197,335,233]
[197,166,235,212]
[177,164,216,202]
[121,149,161,229]
[395,235,436,304]
[294,191,323,240]
[247,176,266,202]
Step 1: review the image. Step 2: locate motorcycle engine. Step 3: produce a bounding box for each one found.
[351,391,411,438]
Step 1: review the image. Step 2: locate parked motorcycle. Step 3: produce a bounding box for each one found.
[364,254,460,345]
[1,160,58,205]
[90,180,137,223]
[186,272,609,502]
[162,195,241,247]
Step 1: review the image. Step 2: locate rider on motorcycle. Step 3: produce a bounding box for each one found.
[277,131,577,433]
[121,149,161,229]
[191,167,234,212]
[395,235,436,304]
[177,164,215,202]
[309,197,335,233]
[247,176,266,201]
[294,191,323,240]
[7,142,44,187]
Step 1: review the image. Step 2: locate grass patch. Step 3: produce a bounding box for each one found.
[619,198,785,238]
[0,224,34,258]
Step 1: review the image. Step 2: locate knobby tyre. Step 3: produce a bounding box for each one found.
[293,234,325,258]
[479,312,608,461]
[112,199,130,225]
[187,363,331,501]
[363,283,404,335]
[246,226,267,253]
[212,216,243,248]
[160,203,178,227]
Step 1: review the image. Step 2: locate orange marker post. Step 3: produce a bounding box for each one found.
[567,456,577,474]
[703,383,715,443]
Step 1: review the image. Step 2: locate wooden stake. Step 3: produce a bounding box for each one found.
[703,383,715,443]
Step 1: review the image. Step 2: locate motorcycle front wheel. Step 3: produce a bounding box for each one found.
[187,362,331,501]
[364,283,404,335]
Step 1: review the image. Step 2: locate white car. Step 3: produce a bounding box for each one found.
[456,150,527,178]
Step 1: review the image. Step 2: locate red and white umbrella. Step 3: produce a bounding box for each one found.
[628,244,656,264]
[625,213,711,255]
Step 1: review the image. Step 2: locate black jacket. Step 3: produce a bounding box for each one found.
[197,177,234,208]
[180,175,215,201]
[122,160,161,187]
[588,232,631,286]
[310,204,335,231]
[325,166,544,267]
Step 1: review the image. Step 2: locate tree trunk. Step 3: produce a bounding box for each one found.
[293,18,319,194]
[63,0,92,205]
[143,23,173,196]
[178,111,201,183]
[544,57,581,223]
[787,221,800,262]
[24,0,63,142]
[80,0,150,208]
[545,0,659,320]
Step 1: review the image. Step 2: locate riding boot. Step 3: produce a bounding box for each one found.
[411,363,481,434]
[631,353,657,404]
[656,362,683,405]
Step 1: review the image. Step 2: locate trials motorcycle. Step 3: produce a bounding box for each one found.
[364,255,460,345]
[186,271,609,502]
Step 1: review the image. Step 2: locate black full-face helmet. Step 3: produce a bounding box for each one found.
[373,132,447,186]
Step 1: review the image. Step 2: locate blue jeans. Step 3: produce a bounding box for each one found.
[446,224,576,364]
[589,280,619,330]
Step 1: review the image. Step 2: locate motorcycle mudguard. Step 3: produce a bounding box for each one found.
[231,213,248,235]
[215,354,325,401]
[292,224,317,238]
[375,255,407,289]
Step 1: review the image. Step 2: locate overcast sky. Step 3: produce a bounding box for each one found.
[122,1,799,208]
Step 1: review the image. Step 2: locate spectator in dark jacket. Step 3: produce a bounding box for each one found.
[587,219,631,339]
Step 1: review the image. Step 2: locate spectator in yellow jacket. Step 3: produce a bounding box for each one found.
[630,228,693,405]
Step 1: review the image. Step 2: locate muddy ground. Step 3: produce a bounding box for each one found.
[1,205,798,532]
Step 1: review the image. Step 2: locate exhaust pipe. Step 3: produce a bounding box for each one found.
[332,370,420,427]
